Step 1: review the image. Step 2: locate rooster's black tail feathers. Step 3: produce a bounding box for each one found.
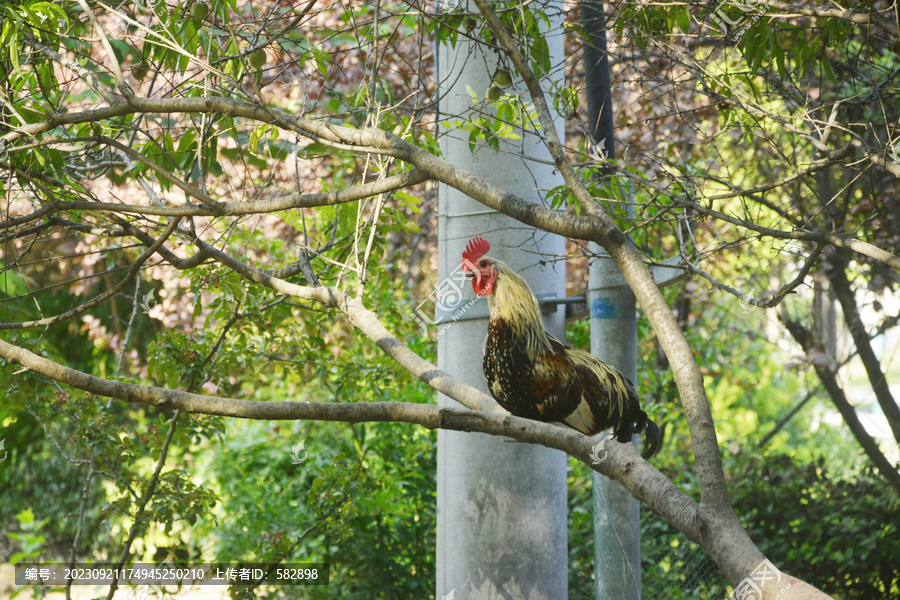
[635,411,663,459]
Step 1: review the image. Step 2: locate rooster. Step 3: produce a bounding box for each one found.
[461,237,661,459]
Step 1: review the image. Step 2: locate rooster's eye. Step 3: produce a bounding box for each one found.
[480,260,487,267]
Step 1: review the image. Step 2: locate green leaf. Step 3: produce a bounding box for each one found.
[313,46,330,77]
[15,508,35,526]
[0,265,28,296]
[108,39,138,64]
[529,34,551,76]
[676,7,691,34]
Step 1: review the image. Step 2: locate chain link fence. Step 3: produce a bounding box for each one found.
[641,512,730,600]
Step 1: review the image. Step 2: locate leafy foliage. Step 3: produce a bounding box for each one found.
[1,0,899,598]
[734,455,900,599]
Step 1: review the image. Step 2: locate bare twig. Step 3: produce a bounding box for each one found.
[115,276,142,375]
[104,410,183,600]
[0,217,182,329]
[682,243,824,310]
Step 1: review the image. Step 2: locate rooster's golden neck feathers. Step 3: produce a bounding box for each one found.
[486,259,553,358]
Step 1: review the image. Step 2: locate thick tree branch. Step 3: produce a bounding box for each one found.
[472,0,731,518]
[0,333,826,598]
[0,333,683,519]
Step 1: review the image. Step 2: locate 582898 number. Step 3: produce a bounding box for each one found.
[276,568,318,581]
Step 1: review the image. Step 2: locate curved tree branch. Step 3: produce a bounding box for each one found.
[0,333,829,599]
[4,94,897,271]
[0,168,429,221]
[471,0,730,515]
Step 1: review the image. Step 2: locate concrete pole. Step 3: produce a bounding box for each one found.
[582,2,642,598]
[435,2,568,598]
[589,257,641,600]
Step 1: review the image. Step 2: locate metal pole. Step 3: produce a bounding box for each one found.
[583,2,642,598]
[435,2,568,598]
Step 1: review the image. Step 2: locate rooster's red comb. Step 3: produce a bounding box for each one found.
[461,237,490,270]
